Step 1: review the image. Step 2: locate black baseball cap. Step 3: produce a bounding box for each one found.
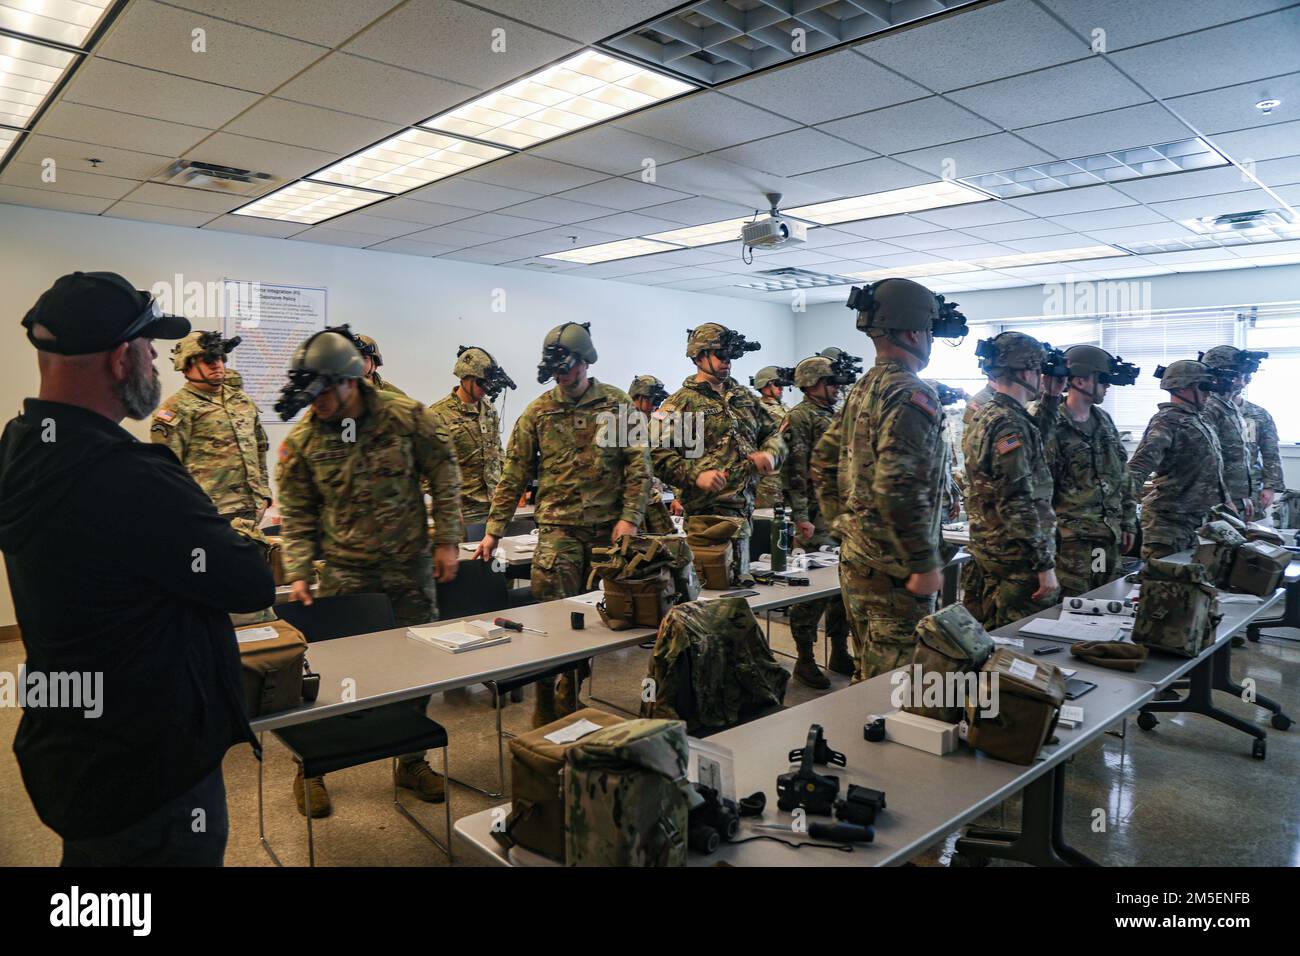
[22,271,190,355]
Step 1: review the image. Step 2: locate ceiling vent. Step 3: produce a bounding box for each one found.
[152,160,280,196]
[602,0,979,86]
[736,266,856,292]
[1197,209,1294,232]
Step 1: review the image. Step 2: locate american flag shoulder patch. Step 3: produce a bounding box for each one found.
[154,408,176,423]
[909,390,938,417]
[995,433,1023,455]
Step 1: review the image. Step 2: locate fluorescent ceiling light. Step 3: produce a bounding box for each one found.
[787,181,990,226]
[544,237,680,264]
[959,138,1227,198]
[0,0,112,48]
[421,50,693,149]
[847,261,981,282]
[736,268,857,292]
[1184,210,1300,241]
[970,246,1123,269]
[308,128,509,194]
[0,125,20,162]
[232,180,386,224]
[645,218,751,248]
[0,33,75,128]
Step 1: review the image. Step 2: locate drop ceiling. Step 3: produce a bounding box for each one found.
[0,0,1298,304]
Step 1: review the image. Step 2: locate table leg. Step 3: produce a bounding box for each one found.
[1136,648,1269,757]
[1209,643,1292,730]
[952,764,1098,867]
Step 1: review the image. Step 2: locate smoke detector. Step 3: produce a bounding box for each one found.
[152,160,280,196]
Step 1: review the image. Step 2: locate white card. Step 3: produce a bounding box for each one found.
[544,718,603,745]
[1007,658,1039,682]
[236,626,278,644]
[1060,705,1085,724]
[992,637,1024,648]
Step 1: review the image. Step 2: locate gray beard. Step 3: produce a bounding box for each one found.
[116,345,162,420]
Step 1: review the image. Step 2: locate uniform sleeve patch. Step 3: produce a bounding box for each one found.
[995,433,1023,455]
[153,408,176,424]
[278,444,292,463]
[909,390,938,417]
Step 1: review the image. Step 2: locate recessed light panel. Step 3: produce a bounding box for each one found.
[309,129,509,194]
[1,0,113,48]
[1184,210,1300,241]
[232,180,386,224]
[0,33,75,128]
[645,218,752,248]
[970,246,1123,269]
[421,50,694,149]
[543,237,681,264]
[787,181,990,226]
[736,267,858,292]
[0,126,21,163]
[959,138,1226,198]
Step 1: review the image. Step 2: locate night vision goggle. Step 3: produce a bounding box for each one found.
[705,328,761,360]
[751,367,795,388]
[458,345,516,398]
[196,330,240,363]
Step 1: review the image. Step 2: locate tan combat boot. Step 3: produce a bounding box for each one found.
[556,667,585,716]
[828,633,855,677]
[793,646,830,690]
[293,769,331,818]
[395,760,446,803]
[532,680,560,729]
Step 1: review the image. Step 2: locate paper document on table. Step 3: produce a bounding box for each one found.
[407,620,511,653]
[544,718,603,745]
[236,626,278,644]
[1019,617,1125,643]
[1216,593,1263,604]
[565,589,604,607]
[1057,705,1085,729]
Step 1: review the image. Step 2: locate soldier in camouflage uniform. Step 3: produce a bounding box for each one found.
[1034,345,1138,595]
[477,322,650,726]
[355,332,409,398]
[963,381,997,427]
[1127,360,1229,561]
[427,346,507,526]
[812,279,962,680]
[782,355,853,688]
[925,381,966,564]
[1198,345,1256,519]
[1204,346,1284,517]
[629,375,678,534]
[961,332,1062,629]
[651,324,785,571]
[751,365,789,508]
[151,331,271,540]
[276,329,463,813]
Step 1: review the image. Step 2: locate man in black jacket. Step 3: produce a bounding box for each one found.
[0,272,275,865]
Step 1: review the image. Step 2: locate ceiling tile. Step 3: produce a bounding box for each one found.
[832,214,948,240]
[948,58,1150,129]
[1039,0,1296,51]
[160,0,405,47]
[558,176,692,211]
[121,182,249,212]
[61,58,261,129]
[1208,121,1300,163]
[860,0,1090,92]
[96,1,326,94]
[182,132,336,179]
[1257,155,1300,186]
[438,247,522,264]
[0,162,138,199]
[884,231,983,252]
[712,129,876,178]
[1005,183,1138,216]
[0,185,115,214]
[1000,233,1109,253]
[569,257,679,278]
[1145,190,1271,220]
[1112,165,1259,203]
[848,249,948,268]
[1109,7,1300,99]
[291,227,383,247]
[648,155,839,208]
[965,218,1075,241]
[447,212,558,238]
[798,227,873,250]
[308,212,426,238]
[103,201,218,226]
[499,195,620,224]
[911,201,1033,228]
[399,223,505,247]
[530,126,696,175]
[791,156,937,197]
[721,49,927,124]
[34,102,210,156]
[643,195,758,226]
[474,0,686,42]
[1048,206,1168,231]
[13,135,171,182]
[628,247,732,268]
[373,196,479,226]
[613,92,799,153]
[1083,222,1200,244]
[816,97,998,155]
[222,98,402,155]
[1014,102,1194,159]
[201,214,308,237]
[809,238,909,261]
[894,133,1057,181]
[569,210,683,238]
[344,0,579,89]
[275,53,476,125]
[365,237,464,256]
[1166,72,1300,134]
[404,177,540,210]
[462,154,606,192]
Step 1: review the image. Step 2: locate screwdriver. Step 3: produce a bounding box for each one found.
[754,821,874,844]
[494,617,547,635]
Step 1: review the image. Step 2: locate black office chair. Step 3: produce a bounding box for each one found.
[262,523,282,536]
[463,521,487,543]
[435,559,508,620]
[261,594,454,866]
[750,518,771,562]
[504,517,536,536]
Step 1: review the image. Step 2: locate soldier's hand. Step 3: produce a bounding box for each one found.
[473,533,500,561]
[695,469,727,492]
[670,499,684,516]
[906,569,943,596]
[747,451,776,475]
[1044,376,1066,397]
[1242,497,1255,520]
[1122,532,1135,554]
[290,580,313,606]
[1033,569,1060,602]
[1261,489,1276,509]
[796,520,815,543]
[612,520,637,542]
[434,544,459,583]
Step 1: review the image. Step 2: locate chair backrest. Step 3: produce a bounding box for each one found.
[261,523,282,536]
[275,593,395,643]
[436,559,510,620]
[463,521,487,543]
[749,517,771,562]
[504,517,536,537]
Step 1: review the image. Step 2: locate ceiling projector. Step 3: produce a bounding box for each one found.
[741,215,807,249]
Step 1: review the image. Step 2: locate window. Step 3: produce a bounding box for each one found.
[1245,310,1300,443]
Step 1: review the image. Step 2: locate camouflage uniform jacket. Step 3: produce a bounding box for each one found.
[485,378,650,537]
[962,391,1056,573]
[1127,402,1228,521]
[370,373,409,398]
[427,388,502,520]
[755,396,787,507]
[962,383,997,427]
[1040,402,1136,544]
[275,380,463,581]
[652,376,785,518]
[812,358,946,577]
[151,381,270,516]
[1240,399,1284,493]
[1201,393,1254,507]
[781,396,834,532]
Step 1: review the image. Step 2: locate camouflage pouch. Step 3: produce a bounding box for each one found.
[965,648,1065,766]
[685,515,744,589]
[905,604,995,723]
[1228,541,1290,596]
[236,618,307,717]
[598,570,674,630]
[1276,490,1300,530]
[1132,558,1222,657]
[564,719,695,867]
[1242,525,1286,547]
[1194,520,1246,587]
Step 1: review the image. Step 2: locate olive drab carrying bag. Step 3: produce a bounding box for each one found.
[685,515,745,589]
[587,534,700,630]
[905,604,995,723]
[564,719,696,867]
[236,618,308,718]
[1194,520,1247,587]
[1131,558,1222,658]
[497,708,627,862]
[965,648,1066,766]
[1275,490,1300,531]
[641,597,788,735]
[1228,541,1290,597]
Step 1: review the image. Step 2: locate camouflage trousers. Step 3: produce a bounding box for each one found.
[789,594,849,651]
[961,561,1055,630]
[839,560,933,682]
[532,524,614,699]
[1056,537,1121,596]
[1140,514,1200,563]
[318,553,437,768]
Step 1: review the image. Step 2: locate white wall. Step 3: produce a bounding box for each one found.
[0,203,796,626]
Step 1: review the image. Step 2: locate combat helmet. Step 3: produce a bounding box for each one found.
[1156,359,1213,392]
[355,333,383,366]
[454,346,496,380]
[538,321,597,383]
[1199,345,1243,370]
[171,330,240,371]
[629,374,667,402]
[275,326,365,420]
[1063,345,1114,378]
[751,366,784,389]
[794,355,835,388]
[976,331,1045,374]
[686,322,760,359]
[849,278,939,336]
